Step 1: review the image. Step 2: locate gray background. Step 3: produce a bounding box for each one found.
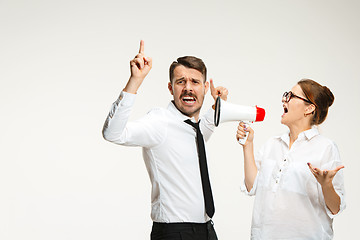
[1,0,359,239]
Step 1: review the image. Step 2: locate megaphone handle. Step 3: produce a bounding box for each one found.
[238,121,250,145]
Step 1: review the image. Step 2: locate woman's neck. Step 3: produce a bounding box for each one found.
[288,123,311,149]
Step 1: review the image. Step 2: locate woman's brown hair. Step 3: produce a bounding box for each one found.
[298,79,335,125]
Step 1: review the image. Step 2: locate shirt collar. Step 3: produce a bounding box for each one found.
[167,101,197,122]
[304,126,319,140]
[277,126,319,144]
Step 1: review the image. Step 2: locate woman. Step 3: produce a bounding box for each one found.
[237,79,345,239]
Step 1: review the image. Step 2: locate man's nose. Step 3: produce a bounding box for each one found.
[184,81,193,91]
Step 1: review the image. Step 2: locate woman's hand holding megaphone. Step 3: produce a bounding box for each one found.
[237,122,255,146]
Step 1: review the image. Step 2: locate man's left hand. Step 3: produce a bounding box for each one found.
[210,79,228,101]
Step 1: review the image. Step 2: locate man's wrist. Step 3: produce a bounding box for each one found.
[124,76,144,94]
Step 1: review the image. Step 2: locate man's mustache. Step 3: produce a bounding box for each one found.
[180,92,197,99]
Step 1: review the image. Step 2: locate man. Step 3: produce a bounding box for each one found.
[102,40,228,240]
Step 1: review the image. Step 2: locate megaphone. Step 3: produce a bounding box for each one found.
[214,96,265,145]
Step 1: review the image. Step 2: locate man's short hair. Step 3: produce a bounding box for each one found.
[169,56,207,83]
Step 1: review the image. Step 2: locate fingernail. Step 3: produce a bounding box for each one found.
[307,162,310,166]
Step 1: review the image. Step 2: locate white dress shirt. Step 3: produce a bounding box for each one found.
[241,127,345,240]
[103,91,215,223]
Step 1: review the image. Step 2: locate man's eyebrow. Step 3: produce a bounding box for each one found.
[174,77,202,82]
[174,77,185,82]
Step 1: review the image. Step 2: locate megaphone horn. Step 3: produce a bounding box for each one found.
[214,96,265,126]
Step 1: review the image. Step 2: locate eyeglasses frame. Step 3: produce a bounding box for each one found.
[283,91,314,105]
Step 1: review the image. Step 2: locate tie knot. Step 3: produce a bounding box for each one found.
[184,119,200,131]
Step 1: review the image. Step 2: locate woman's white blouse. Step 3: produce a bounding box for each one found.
[241,127,345,240]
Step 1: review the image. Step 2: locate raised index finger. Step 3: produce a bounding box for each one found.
[139,40,145,54]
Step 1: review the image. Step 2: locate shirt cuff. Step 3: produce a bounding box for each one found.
[117,91,136,107]
[240,174,258,196]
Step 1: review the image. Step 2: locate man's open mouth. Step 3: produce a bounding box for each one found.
[182,96,196,104]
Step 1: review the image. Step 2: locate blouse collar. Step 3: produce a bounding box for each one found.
[277,125,320,145]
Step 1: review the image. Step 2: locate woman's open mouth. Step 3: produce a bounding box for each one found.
[282,105,288,117]
[284,106,288,114]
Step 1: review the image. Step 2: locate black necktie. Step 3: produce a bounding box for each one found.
[185,119,215,218]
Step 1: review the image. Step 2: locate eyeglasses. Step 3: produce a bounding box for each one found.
[282,91,314,104]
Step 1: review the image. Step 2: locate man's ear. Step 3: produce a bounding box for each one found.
[168,82,174,95]
[204,81,209,94]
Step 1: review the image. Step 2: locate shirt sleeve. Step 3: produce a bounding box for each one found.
[319,142,346,218]
[102,91,167,148]
[200,107,215,142]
